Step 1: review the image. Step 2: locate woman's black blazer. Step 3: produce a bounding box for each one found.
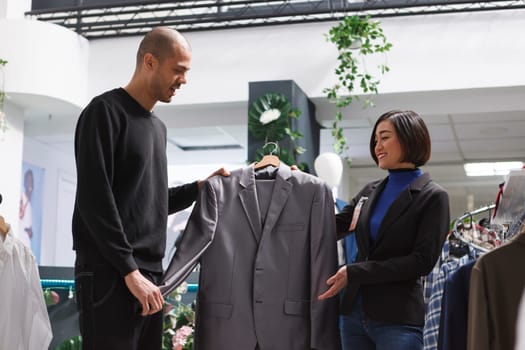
[336,172,450,326]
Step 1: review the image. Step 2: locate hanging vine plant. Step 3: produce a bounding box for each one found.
[324,15,392,165]
[248,92,306,170]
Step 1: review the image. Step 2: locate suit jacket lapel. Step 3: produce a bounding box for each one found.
[374,173,432,248]
[358,179,385,256]
[260,164,293,241]
[238,166,263,242]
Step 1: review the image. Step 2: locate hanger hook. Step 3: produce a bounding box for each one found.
[262,142,279,155]
[465,211,474,230]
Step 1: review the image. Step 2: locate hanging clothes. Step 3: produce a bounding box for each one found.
[0,227,52,350]
[423,249,472,350]
[437,259,476,350]
[515,290,525,350]
[467,232,525,350]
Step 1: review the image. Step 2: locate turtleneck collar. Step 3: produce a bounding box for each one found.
[387,168,422,186]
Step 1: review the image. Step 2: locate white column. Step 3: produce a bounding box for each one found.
[0,0,31,19]
[0,101,24,235]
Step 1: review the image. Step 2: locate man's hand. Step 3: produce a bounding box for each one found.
[198,167,231,189]
[317,265,348,300]
[124,270,164,316]
[290,165,299,171]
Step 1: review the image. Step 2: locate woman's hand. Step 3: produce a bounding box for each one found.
[318,265,348,300]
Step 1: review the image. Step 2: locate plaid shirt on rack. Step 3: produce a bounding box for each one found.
[423,244,471,350]
[423,241,449,304]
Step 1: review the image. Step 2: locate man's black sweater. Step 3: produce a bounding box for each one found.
[72,88,198,276]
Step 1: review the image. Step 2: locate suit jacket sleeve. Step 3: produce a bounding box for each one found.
[310,183,342,349]
[335,183,378,240]
[335,195,358,239]
[160,180,218,296]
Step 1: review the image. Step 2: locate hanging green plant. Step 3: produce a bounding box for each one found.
[324,15,392,165]
[248,92,307,170]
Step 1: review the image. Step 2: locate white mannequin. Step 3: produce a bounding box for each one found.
[314,152,343,189]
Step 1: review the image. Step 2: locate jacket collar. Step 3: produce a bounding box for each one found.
[361,172,432,253]
[238,163,293,242]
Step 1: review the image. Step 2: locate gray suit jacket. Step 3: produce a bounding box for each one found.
[160,164,341,350]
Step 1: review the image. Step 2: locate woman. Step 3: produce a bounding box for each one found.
[318,110,450,350]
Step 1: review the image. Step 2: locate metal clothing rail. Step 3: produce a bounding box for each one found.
[40,279,199,292]
[452,203,496,254]
[41,279,75,289]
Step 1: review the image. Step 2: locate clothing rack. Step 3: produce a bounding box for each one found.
[452,203,498,254]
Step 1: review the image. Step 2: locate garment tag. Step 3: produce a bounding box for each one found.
[349,196,368,231]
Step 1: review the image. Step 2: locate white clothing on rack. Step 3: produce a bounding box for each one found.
[0,227,52,350]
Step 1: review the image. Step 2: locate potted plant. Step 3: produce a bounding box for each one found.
[163,282,195,350]
[324,15,392,165]
[247,92,307,170]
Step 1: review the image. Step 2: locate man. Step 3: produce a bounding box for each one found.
[72,27,228,350]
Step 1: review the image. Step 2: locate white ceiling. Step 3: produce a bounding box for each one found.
[17,83,525,219]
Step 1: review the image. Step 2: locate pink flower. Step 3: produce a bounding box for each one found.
[172,325,193,349]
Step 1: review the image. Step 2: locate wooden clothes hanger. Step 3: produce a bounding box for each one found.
[254,142,280,170]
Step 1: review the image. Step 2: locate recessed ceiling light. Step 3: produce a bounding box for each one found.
[464,161,523,177]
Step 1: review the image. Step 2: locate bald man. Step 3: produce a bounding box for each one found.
[72,27,228,350]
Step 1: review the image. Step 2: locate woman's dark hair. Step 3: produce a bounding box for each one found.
[369,110,431,167]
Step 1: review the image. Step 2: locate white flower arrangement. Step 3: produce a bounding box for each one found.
[259,108,281,125]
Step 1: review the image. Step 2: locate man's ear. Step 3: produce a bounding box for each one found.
[143,53,157,71]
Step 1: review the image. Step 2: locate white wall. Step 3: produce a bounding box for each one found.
[88,10,525,106]
[0,0,31,19]
[0,101,24,234]
[0,19,89,107]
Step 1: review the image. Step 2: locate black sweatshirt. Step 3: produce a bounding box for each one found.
[72,88,198,276]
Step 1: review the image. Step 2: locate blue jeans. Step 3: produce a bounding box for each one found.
[339,301,423,350]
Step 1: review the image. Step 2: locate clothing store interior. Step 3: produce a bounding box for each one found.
[1,1,525,350]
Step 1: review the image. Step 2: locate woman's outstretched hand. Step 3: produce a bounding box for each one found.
[318,265,348,300]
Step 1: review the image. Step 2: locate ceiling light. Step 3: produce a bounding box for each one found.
[464,161,523,177]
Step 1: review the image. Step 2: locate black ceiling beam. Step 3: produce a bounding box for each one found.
[25,0,525,39]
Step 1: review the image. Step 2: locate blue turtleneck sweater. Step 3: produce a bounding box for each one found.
[369,168,422,244]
